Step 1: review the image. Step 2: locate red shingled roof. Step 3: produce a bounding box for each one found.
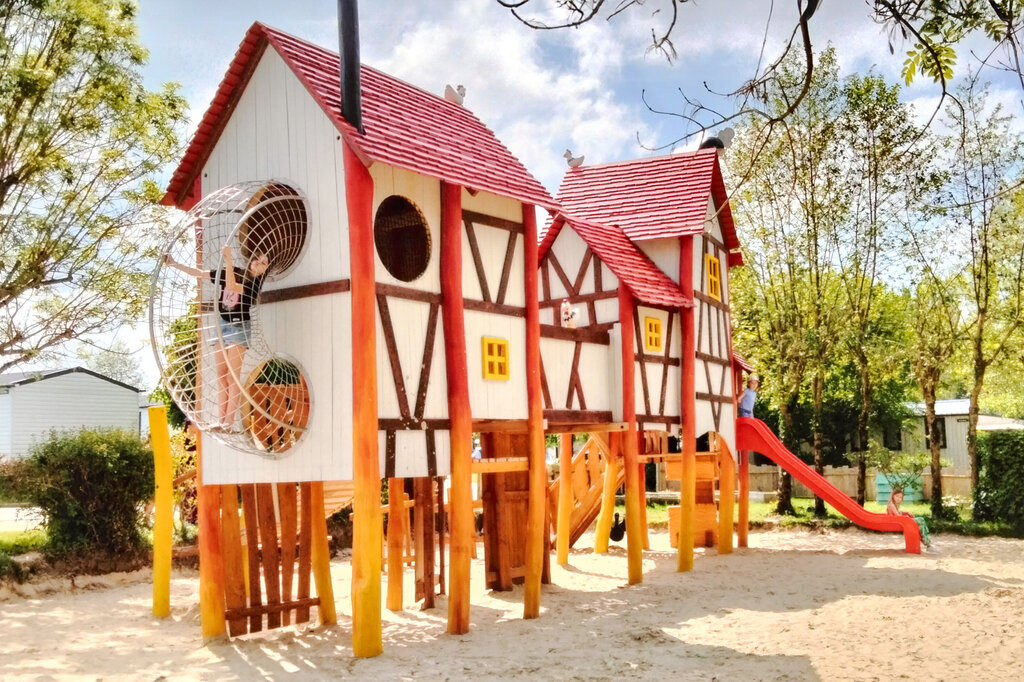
[555,150,741,264]
[163,23,555,210]
[540,213,691,309]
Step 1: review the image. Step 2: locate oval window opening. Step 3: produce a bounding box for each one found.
[238,182,309,279]
[374,195,431,282]
[242,358,310,455]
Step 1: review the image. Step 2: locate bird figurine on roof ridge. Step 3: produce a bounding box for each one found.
[444,84,466,105]
[561,299,579,329]
[564,149,585,168]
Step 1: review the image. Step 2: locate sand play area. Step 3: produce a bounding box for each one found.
[1,527,1023,681]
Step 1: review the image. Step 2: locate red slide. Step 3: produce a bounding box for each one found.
[736,417,921,554]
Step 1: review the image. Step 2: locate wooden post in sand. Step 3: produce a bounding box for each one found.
[387,478,405,610]
[440,180,473,634]
[344,140,383,657]
[677,235,696,572]
[523,204,547,618]
[150,406,173,618]
[716,433,735,555]
[557,432,573,565]
[593,432,620,554]
[618,284,643,585]
[738,450,749,547]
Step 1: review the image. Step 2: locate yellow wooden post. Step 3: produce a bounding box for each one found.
[738,449,749,548]
[678,447,696,571]
[717,434,735,555]
[593,433,620,554]
[556,433,573,565]
[309,482,337,625]
[149,406,173,618]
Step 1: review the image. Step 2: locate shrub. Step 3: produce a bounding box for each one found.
[974,430,1024,530]
[0,459,27,504]
[15,428,154,556]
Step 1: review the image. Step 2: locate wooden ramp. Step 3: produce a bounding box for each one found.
[322,480,355,517]
[547,434,624,548]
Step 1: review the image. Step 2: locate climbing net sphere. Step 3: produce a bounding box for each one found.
[150,180,312,458]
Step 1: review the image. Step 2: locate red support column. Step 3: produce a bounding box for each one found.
[344,141,383,658]
[678,236,696,571]
[523,204,547,617]
[440,181,473,634]
[618,284,643,584]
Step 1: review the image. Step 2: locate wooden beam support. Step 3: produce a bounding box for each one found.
[618,285,644,584]
[197,437,226,641]
[678,235,696,572]
[717,433,735,555]
[545,421,628,435]
[556,433,573,566]
[386,478,405,611]
[441,180,473,633]
[344,140,383,657]
[471,457,529,473]
[593,432,621,554]
[738,449,749,548]
[523,204,547,618]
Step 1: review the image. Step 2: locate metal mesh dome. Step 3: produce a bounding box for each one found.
[150,181,311,458]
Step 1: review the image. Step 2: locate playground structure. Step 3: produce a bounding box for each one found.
[149,16,921,658]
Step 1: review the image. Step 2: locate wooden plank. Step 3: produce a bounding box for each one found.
[462,298,525,317]
[463,209,524,233]
[219,485,248,637]
[464,219,491,302]
[472,457,529,473]
[539,289,618,308]
[472,418,535,433]
[239,485,263,633]
[277,483,298,626]
[496,230,518,305]
[296,482,313,624]
[413,477,436,609]
[259,278,350,304]
[255,483,282,630]
[377,294,411,420]
[225,597,320,620]
[543,409,614,424]
[376,282,442,305]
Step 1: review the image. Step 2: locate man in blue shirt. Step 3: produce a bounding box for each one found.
[738,375,759,418]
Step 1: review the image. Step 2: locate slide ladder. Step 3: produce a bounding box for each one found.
[736,417,921,553]
[547,434,624,547]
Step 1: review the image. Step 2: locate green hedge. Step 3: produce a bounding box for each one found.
[974,430,1024,531]
[13,428,154,556]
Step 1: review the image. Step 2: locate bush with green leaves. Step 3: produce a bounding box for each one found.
[16,428,154,556]
[857,441,946,494]
[974,431,1024,530]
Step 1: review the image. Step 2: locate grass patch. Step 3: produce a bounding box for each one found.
[0,528,47,555]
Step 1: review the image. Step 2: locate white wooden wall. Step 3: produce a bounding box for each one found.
[3,373,139,457]
[0,393,11,456]
[637,238,680,285]
[634,305,683,428]
[198,46,352,484]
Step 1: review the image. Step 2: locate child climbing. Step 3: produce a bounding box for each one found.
[886,488,933,551]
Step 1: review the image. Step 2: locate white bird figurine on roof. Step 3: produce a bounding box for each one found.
[564,149,585,168]
[444,83,466,105]
[561,299,579,328]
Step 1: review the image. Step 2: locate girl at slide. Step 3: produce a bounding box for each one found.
[886,488,934,550]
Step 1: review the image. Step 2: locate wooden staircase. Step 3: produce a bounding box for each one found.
[322,480,355,517]
[546,434,624,548]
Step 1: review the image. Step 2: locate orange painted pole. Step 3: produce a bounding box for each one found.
[618,285,643,585]
[556,432,573,565]
[440,180,473,634]
[738,449,749,547]
[593,432,620,554]
[523,204,547,618]
[386,478,405,610]
[344,141,383,657]
[309,482,338,625]
[678,236,696,572]
[717,434,735,555]
[196,439,226,640]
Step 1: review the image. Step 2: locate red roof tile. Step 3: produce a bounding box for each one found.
[540,213,691,309]
[555,150,741,262]
[163,23,555,210]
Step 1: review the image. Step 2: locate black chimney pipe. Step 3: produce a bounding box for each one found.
[338,0,363,134]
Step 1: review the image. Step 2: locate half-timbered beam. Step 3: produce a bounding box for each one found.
[344,140,382,657]
[441,181,473,635]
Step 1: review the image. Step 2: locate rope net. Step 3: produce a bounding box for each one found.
[150,181,311,458]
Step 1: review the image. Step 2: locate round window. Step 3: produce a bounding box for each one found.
[373,195,431,282]
[242,358,311,455]
[238,182,308,279]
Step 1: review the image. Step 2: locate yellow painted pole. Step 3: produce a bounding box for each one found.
[556,433,573,565]
[149,406,173,618]
[738,448,749,548]
[717,434,735,555]
[678,447,696,571]
[309,482,337,626]
[593,433,620,554]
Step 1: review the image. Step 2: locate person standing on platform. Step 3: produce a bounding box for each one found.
[738,374,759,418]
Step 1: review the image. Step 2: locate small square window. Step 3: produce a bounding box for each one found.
[705,254,722,300]
[644,316,662,353]
[482,337,510,380]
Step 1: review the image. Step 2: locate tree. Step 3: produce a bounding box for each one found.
[941,77,1024,494]
[0,0,186,374]
[75,338,144,388]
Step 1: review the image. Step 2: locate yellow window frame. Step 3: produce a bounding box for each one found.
[644,316,663,353]
[482,337,510,380]
[705,253,722,301]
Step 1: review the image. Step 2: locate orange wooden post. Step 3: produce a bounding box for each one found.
[386,478,405,610]
[440,180,473,634]
[593,432,620,554]
[556,432,573,565]
[196,437,226,640]
[308,482,337,625]
[344,141,383,657]
[523,204,547,618]
[638,460,650,550]
[678,235,696,572]
[738,449,749,547]
[717,434,735,555]
[618,285,643,585]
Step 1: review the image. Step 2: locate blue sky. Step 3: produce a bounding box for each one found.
[120,1,1019,389]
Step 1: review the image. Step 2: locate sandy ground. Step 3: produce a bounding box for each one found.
[1,527,1023,681]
